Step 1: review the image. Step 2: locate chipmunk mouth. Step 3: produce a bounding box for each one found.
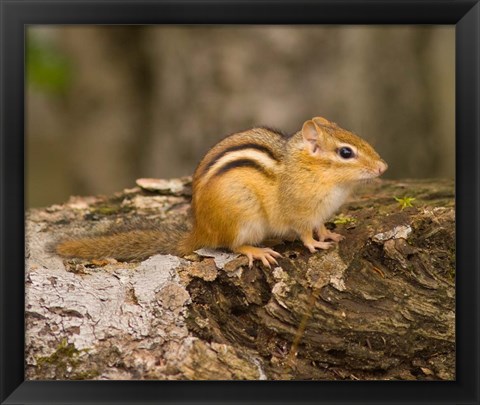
[360,170,380,179]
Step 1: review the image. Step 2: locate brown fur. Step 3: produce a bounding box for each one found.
[55,223,191,261]
[55,117,387,262]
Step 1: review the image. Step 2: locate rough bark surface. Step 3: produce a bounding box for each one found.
[25,178,455,380]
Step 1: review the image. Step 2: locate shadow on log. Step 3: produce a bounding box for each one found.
[25,178,455,380]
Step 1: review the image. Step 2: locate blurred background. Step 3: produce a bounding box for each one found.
[26,25,454,208]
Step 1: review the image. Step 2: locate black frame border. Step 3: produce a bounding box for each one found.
[1,1,479,404]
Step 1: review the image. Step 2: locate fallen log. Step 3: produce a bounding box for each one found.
[25,178,455,380]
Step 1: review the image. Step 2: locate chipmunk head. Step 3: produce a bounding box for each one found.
[300,117,388,182]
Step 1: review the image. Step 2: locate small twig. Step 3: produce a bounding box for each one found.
[371,266,385,278]
[288,287,320,365]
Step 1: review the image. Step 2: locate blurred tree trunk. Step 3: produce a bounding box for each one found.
[58,27,152,195]
[28,26,454,205]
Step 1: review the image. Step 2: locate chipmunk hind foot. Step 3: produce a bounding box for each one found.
[234,245,282,268]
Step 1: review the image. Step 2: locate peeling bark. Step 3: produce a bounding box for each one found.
[25,178,455,380]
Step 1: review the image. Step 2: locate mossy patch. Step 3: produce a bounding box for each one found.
[333,214,357,225]
[36,339,100,380]
[85,203,132,220]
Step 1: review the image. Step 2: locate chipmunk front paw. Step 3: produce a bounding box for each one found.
[301,233,335,253]
[317,228,345,243]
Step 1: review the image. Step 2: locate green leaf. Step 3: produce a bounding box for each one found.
[394,196,416,210]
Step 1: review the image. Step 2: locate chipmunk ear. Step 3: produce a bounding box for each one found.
[302,120,329,155]
[312,116,332,127]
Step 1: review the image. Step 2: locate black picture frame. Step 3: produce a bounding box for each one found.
[1,1,479,404]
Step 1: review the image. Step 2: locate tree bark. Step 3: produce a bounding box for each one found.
[25,178,455,380]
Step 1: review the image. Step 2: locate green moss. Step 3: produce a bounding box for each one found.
[95,206,118,215]
[89,203,132,217]
[70,370,101,380]
[333,214,357,225]
[37,339,79,366]
[36,338,98,379]
[448,251,456,280]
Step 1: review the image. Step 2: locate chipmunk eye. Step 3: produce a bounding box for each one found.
[338,147,355,159]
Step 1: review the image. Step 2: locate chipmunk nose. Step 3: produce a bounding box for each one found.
[377,160,388,175]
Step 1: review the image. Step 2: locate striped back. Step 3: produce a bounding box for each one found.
[193,128,286,186]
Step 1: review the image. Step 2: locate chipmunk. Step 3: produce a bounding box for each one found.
[55,116,387,267]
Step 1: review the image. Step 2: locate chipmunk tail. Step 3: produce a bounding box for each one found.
[54,222,192,262]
